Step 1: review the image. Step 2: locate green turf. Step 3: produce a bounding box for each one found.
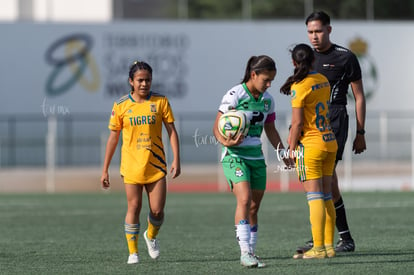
[0,192,413,274]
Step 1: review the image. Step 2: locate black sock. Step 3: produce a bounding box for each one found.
[335,196,353,241]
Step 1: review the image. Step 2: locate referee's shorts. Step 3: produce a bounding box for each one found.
[328,104,349,162]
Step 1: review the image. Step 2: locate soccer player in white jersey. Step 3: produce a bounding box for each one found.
[101,61,181,264]
[213,55,293,268]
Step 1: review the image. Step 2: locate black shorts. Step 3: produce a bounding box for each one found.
[328,105,349,162]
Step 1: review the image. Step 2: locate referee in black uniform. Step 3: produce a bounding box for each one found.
[296,11,367,254]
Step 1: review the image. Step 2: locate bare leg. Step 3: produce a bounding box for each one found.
[125,184,144,224]
[145,177,167,239]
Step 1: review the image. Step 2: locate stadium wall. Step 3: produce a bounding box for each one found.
[0,21,413,115]
[1,21,413,192]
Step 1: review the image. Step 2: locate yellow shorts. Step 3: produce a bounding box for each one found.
[122,168,166,184]
[295,144,336,182]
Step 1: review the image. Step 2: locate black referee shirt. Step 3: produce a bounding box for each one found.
[313,44,362,106]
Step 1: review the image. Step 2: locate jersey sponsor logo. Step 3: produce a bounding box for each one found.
[334,46,348,52]
[311,81,330,91]
[241,102,249,109]
[322,133,336,142]
[136,133,152,150]
[322,64,335,68]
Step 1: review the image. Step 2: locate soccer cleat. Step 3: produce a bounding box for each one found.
[302,247,327,259]
[127,253,139,264]
[295,239,314,254]
[253,254,266,268]
[240,252,258,268]
[144,230,160,259]
[335,238,355,252]
[325,245,336,258]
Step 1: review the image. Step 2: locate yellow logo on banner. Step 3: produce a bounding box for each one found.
[45,33,100,96]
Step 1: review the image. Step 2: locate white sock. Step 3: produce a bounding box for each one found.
[235,220,251,255]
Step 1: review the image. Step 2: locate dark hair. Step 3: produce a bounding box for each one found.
[241,55,276,83]
[305,11,331,26]
[280,44,315,95]
[129,60,152,80]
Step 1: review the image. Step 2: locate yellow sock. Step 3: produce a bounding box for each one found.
[324,195,336,247]
[147,214,163,239]
[125,223,140,254]
[307,192,325,248]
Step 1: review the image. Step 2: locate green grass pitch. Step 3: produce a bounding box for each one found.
[0,191,413,274]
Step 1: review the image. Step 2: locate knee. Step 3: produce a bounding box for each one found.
[149,209,164,220]
[238,196,251,209]
[250,201,260,215]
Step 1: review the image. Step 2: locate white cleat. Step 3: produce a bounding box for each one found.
[144,230,160,259]
[127,253,139,264]
[240,252,258,268]
[253,254,266,268]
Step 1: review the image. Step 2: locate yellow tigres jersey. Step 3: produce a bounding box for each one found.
[291,72,337,152]
[109,92,175,184]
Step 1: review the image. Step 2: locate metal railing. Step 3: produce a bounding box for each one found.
[1,110,414,167]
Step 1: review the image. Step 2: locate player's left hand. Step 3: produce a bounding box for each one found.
[353,134,366,154]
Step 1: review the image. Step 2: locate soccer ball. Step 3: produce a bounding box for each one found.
[217,110,249,139]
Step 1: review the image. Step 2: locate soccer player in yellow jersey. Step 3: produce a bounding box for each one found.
[100,61,181,264]
[281,44,338,259]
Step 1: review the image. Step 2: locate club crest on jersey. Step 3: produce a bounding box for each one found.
[150,104,157,112]
[111,110,115,117]
[235,167,244,177]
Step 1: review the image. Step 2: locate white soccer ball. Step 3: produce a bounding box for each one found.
[217,110,249,139]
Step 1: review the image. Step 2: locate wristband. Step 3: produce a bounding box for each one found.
[357,129,365,135]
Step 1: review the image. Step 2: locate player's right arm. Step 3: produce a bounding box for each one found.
[100,130,121,189]
[289,107,304,159]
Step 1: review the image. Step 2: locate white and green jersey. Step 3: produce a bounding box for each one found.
[218,83,276,160]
